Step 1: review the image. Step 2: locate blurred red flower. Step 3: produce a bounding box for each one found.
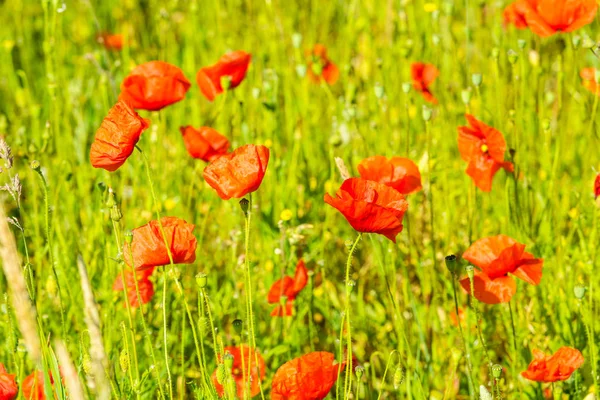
[98,33,124,50]
[306,44,339,85]
[90,100,150,172]
[0,363,17,400]
[113,268,155,307]
[22,370,61,400]
[358,156,422,195]
[271,351,344,400]
[197,51,251,101]
[503,0,598,37]
[119,61,191,111]
[203,144,270,200]
[124,217,197,271]
[324,178,408,243]
[459,235,543,304]
[411,62,439,104]
[267,259,308,316]
[595,173,600,199]
[580,68,600,96]
[521,347,584,382]
[211,345,266,398]
[180,126,230,162]
[457,114,514,192]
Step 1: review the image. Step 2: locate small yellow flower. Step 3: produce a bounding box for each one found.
[264,259,274,272]
[280,209,293,221]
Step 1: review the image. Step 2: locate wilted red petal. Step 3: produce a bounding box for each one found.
[197,51,251,101]
[357,156,423,195]
[0,363,17,400]
[292,259,308,295]
[211,346,266,398]
[521,347,584,382]
[180,126,230,162]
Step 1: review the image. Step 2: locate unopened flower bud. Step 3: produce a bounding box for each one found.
[196,272,207,289]
[445,255,459,276]
[393,366,404,389]
[461,88,472,105]
[125,231,133,245]
[507,49,519,65]
[119,349,130,373]
[465,264,474,280]
[574,285,586,299]
[224,352,234,370]
[291,33,302,49]
[491,364,503,379]
[422,106,432,122]
[239,198,250,216]
[402,82,412,94]
[472,73,482,87]
[30,160,40,171]
[355,365,364,379]
[233,318,243,335]
[374,83,385,99]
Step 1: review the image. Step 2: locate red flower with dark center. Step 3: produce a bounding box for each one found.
[119,61,191,111]
[90,100,150,172]
[267,259,308,316]
[211,345,266,398]
[503,0,598,37]
[271,352,345,400]
[113,268,156,307]
[203,144,270,200]
[521,347,584,382]
[457,114,514,192]
[411,62,439,104]
[0,363,17,400]
[197,51,251,101]
[459,235,543,304]
[123,217,197,271]
[581,68,600,96]
[324,178,408,243]
[306,44,339,85]
[180,126,230,162]
[357,156,422,195]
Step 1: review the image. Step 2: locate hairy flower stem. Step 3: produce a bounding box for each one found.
[468,275,493,370]
[508,301,522,398]
[451,275,475,399]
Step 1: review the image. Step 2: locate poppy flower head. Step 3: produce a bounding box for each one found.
[196,51,251,101]
[22,370,61,400]
[267,259,309,316]
[411,62,439,104]
[503,0,598,37]
[521,347,584,382]
[306,44,339,85]
[119,61,191,111]
[98,33,124,50]
[457,114,514,191]
[581,68,600,96]
[271,351,345,400]
[357,156,423,195]
[0,363,17,400]
[324,178,408,243]
[459,235,543,304]
[90,100,150,172]
[113,268,156,307]
[203,144,270,200]
[180,126,230,162]
[211,345,266,398]
[123,217,197,271]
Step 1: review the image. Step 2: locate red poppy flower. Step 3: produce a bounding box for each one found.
[180,126,230,162]
[22,370,61,400]
[0,363,17,400]
[123,217,197,271]
[457,114,514,192]
[211,345,266,398]
[267,259,308,317]
[119,61,191,111]
[411,62,439,104]
[459,235,543,304]
[203,144,270,200]
[196,51,251,101]
[306,44,339,85]
[357,156,422,195]
[521,347,584,382]
[503,0,598,37]
[90,100,150,172]
[595,173,600,199]
[581,68,600,96]
[113,268,155,307]
[324,178,408,243]
[271,351,345,400]
[98,33,124,50]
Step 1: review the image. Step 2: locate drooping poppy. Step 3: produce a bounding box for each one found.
[98,33,124,50]
[211,345,266,398]
[357,156,422,195]
[22,370,61,400]
[411,62,439,104]
[203,144,270,200]
[196,51,251,101]
[324,178,408,243]
[595,173,600,199]
[267,259,309,316]
[521,347,584,382]
[119,61,191,111]
[180,126,230,162]
[113,268,156,307]
[123,217,197,271]
[459,235,543,304]
[580,68,600,96]
[306,44,339,85]
[503,0,598,37]
[90,100,150,172]
[457,114,514,192]
[271,351,345,400]
[0,363,17,400]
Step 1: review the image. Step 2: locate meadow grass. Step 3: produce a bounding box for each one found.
[0,0,600,399]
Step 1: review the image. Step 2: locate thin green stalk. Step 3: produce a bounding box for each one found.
[451,275,475,399]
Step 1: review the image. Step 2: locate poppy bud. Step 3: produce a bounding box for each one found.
[393,366,404,389]
[216,363,227,385]
[374,83,385,99]
[355,365,364,379]
[479,385,493,400]
[491,364,503,379]
[196,272,208,289]
[106,188,117,208]
[30,160,40,171]
[292,33,302,49]
[507,49,519,65]
[517,39,526,50]
[198,317,208,336]
[461,88,472,105]
[401,82,412,94]
[110,206,123,222]
[465,264,474,281]
[472,73,482,87]
[239,198,250,216]
[574,285,586,299]
[445,254,459,276]
[572,35,581,49]
[232,319,243,335]
[223,352,234,370]
[422,106,432,122]
[125,231,133,245]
